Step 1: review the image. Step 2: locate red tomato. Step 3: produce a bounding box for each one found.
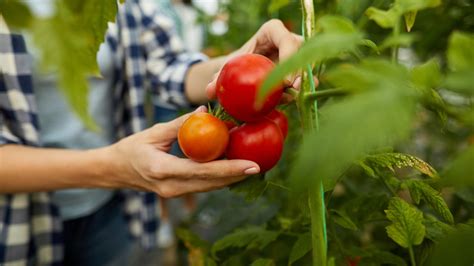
[178,113,229,162]
[265,110,288,139]
[216,54,283,122]
[226,119,284,172]
[223,120,238,130]
[346,256,361,266]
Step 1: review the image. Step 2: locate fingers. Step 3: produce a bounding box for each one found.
[155,174,247,198]
[160,156,260,180]
[206,72,219,99]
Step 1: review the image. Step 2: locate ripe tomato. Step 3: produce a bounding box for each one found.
[223,120,238,130]
[226,119,283,172]
[178,113,229,162]
[216,54,283,122]
[265,110,288,139]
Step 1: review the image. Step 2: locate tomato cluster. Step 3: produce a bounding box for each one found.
[178,54,287,172]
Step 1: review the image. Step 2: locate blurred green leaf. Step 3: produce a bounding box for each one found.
[404,11,417,32]
[396,0,441,13]
[385,197,426,248]
[428,225,474,266]
[360,250,408,266]
[212,226,279,257]
[289,233,312,265]
[330,209,358,230]
[268,0,290,14]
[366,7,399,28]
[366,0,440,29]
[259,32,363,102]
[229,174,268,201]
[443,69,474,94]
[291,60,415,192]
[325,59,409,93]
[423,215,454,242]
[251,258,274,266]
[380,34,416,50]
[447,31,474,71]
[405,179,454,224]
[411,58,442,90]
[441,146,474,187]
[0,0,32,29]
[316,15,357,33]
[28,0,119,130]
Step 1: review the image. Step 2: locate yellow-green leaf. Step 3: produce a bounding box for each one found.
[385,197,426,248]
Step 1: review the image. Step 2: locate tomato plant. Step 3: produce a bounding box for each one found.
[226,119,284,172]
[177,1,474,266]
[216,54,284,122]
[178,113,229,163]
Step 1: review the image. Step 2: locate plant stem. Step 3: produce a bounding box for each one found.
[300,1,327,266]
[409,246,417,266]
[309,188,327,266]
[391,18,400,63]
[305,88,349,101]
[285,87,300,98]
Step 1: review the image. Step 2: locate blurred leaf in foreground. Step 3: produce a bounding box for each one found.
[428,224,474,266]
[0,0,32,29]
[441,146,474,187]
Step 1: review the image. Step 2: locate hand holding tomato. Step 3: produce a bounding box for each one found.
[108,106,260,198]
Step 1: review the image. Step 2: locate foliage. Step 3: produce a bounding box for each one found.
[2,0,473,265]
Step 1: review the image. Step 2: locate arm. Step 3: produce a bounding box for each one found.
[0,107,260,197]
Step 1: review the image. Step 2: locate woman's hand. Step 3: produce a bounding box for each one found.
[106,106,260,198]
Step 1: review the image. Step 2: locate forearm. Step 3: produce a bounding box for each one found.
[185,56,228,104]
[0,145,117,193]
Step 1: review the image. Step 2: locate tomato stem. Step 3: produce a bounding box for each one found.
[285,87,300,98]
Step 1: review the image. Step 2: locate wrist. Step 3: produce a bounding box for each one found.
[83,146,122,189]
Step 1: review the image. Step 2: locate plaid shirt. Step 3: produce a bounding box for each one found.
[0,1,205,265]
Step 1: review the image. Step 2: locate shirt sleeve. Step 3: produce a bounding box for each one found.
[138,1,208,108]
[0,21,40,146]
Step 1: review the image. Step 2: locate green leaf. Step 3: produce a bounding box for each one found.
[380,34,416,50]
[429,225,474,266]
[289,233,312,265]
[365,7,399,28]
[396,0,441,13]
[404,11,417,32]
[330,209,358,231]
[251,258,274,266]
[447,31,474,72]
[423,215,454,242]
[411,59,442,90]
[443,69,474,94]
[211,227,279,257]
[405,179,454,224]
[229,174,268,201]
[259,32,363,102]
[176,228,211,251]
[385,197,426,248]
[316,15,357,34]
[364,153,438,178]
[268,0,290,13]
[441,146,474,187]
[291,61,416,192]
[325,59,409,93]
[0,0,33,29]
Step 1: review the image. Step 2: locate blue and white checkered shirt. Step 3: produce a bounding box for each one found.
[0,1,205,264]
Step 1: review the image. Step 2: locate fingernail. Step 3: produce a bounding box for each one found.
[244,167,260,175]
[194,105,206,113]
